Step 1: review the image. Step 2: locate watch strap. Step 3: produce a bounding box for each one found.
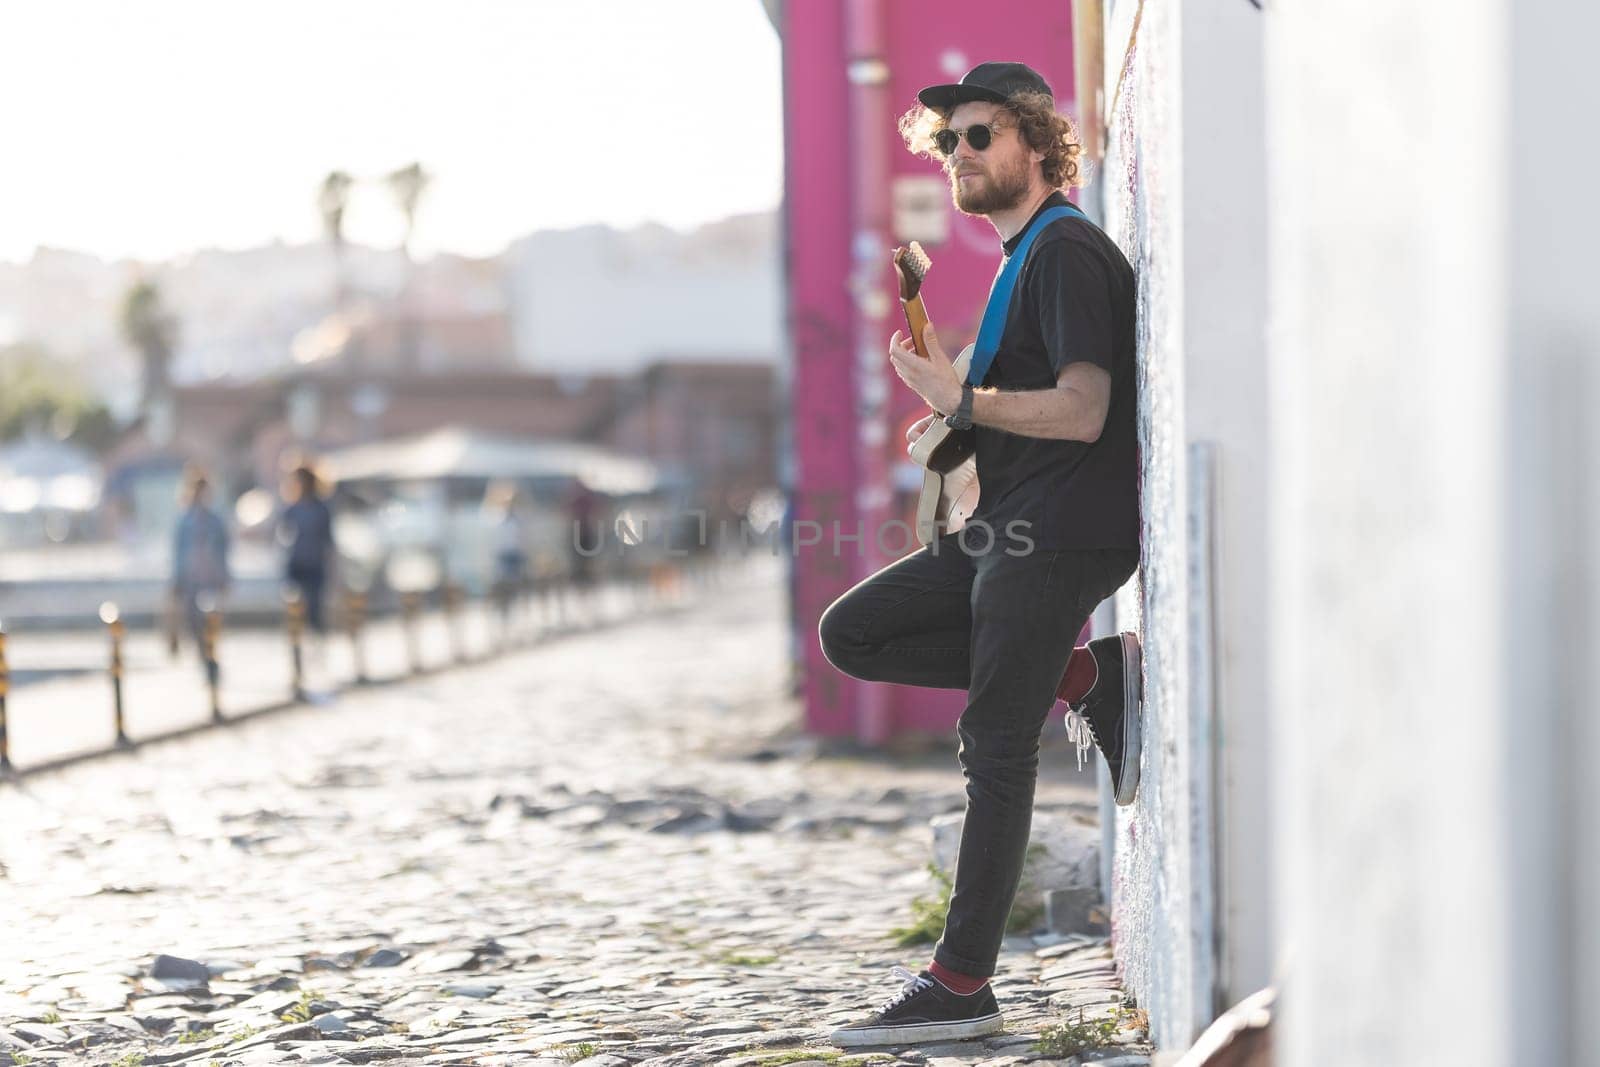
[945,385,975,430]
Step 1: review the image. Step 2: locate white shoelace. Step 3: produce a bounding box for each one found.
[879,965,935,1012]
[1063,707,1094,771]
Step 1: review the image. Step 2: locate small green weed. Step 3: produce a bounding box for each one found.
[1007,896,1045,933]
[226,1023,261,1044]
[889,862,1040,945]
[558,1041,600,1062]
[278,989,317,1023]
[749,1052,892,1066]
[1034,1005,1142,1057]
[39,1010,61,1024]
[888,862,953,945]
[177,1026,218,1044]
[716,950,779,966]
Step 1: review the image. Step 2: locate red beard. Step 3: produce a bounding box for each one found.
[950,154,1031,215]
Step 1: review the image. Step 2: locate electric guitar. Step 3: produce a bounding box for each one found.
[892,242,981,546]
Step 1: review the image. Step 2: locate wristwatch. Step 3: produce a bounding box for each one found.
[943,384,975,430]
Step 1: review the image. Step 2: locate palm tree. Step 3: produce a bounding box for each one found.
[318,170,356,368]
[119,278,176,417]
[386,162,430,371]
[318,170,355,302]
[386,162,430,260]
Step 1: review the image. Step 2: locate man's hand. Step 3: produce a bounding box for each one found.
[905,412,938,444]
[888,323,964,415]
[905,412,939,457]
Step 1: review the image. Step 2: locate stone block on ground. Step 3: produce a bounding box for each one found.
[931,811,1101,924]
[1045,886,1109,936]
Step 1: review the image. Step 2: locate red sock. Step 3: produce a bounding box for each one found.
[928,960,988,995]
[1056,644,1097,706]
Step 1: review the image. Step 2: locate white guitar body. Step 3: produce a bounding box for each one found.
[908,343,981,546]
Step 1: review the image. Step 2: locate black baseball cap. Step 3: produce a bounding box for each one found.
[917,61,1054,112]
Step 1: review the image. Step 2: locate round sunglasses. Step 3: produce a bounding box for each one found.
[933,121,1009,157]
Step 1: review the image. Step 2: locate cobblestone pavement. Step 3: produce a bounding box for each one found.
[0,562,1152,1067]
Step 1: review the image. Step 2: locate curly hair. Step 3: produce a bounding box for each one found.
[898,91,1085,190]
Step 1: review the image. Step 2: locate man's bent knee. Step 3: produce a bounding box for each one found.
[818,596,870,678]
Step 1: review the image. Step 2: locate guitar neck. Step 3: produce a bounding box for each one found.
[901,293,932,359]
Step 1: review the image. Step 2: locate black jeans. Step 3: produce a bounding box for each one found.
[818,530,1139,977]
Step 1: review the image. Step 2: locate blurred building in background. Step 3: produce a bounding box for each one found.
[505,213,781,374]
[317,426,669,599]
[0,208,782,627]
[0,214,781,407]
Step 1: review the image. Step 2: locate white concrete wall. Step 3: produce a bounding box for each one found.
[1098,0,1276,1045]
[1098,0,1215,1048]
[1098,0,1600,1059]
[1264,2,1517,1063]
[1504,4,1600,1064]
[1176,0,1272,1011]
[1261,0,1600,1047]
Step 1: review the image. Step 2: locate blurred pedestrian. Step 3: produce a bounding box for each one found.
[485,480,527,626]
[171,467,230,660]
[279,464,335,634]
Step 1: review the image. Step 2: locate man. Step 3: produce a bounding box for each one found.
[818,61,1143,1045]
[279,464,335,635]
[171,468,230,668]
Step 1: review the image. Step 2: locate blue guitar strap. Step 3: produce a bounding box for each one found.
[965,203,1086,387]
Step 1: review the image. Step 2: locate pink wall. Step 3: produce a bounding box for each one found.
[784,0,1077,740]
[783,0,859,738]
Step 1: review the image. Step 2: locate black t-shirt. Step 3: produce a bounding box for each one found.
[967,191,1139,551]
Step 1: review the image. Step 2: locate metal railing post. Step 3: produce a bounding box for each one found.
[101,602,131,748]
[284,588,306,701]
[401,592,422,674]
[199,594,223,723]
[0,618,12,776]
[445,582,465,664]
[344,590,369,685]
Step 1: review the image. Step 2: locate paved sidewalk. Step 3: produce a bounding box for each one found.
[2,580,652,772]
[0,562,1151,1067]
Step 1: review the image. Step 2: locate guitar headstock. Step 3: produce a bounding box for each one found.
[892,241,931,301]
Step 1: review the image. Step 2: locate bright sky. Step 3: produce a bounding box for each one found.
[0,0,783,264]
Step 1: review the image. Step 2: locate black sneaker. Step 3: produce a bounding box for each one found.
[1063,632,1143,806]
[829,966,1004,1047]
